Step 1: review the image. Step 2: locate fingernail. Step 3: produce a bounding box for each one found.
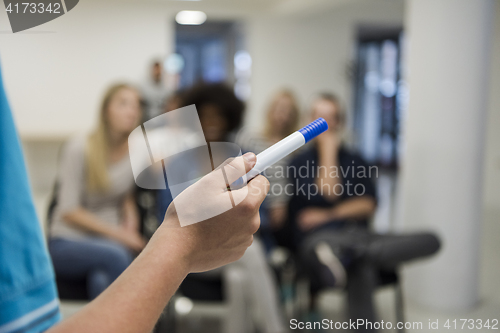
[243,152,256,164]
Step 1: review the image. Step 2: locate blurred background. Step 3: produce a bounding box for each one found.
[0,0,499,332]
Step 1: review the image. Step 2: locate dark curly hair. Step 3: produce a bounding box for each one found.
[181,82,245,135]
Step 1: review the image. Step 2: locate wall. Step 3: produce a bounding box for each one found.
[246,0,406,131]
[399,0,495,310]
[0,0,174,138]
[483,2,500,212]
[0,0,407,138]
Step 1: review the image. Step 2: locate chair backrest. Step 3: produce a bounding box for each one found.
[45,181,59,240]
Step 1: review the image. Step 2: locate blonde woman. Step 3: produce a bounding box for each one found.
[237,89,300,231]
[48,83,146,299]
[262,89,300,145]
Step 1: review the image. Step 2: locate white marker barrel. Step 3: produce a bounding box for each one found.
[245,131,305,181]
[231,118,328,189]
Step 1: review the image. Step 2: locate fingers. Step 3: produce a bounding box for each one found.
[220,152,256,185]
[246,174,269,199]
[232,175,269,211]
[248,214,261,235]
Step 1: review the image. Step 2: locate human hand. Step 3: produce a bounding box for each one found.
[317,129,341,155]
[297,207,333,231]
[152,152,270,273]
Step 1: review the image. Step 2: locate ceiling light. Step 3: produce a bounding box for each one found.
[175,11,207,25]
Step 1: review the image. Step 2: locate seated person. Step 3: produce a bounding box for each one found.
[286,92,377,251]
[284,93,440,332]
[48,83,146,299]
[283,92,377,322]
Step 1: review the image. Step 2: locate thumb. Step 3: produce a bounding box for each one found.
[219,152,256,185]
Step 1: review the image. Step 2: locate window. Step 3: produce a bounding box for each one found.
[353,26,406,169]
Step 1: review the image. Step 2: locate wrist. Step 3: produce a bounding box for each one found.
[150,221,191,277]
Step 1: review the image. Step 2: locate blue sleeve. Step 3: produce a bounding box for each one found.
[0,62,61,332]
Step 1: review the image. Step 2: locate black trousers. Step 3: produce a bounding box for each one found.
[300,229,440,332]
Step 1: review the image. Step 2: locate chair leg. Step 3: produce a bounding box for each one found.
[223,266,249,333]
[295,278,310,320]
[395,281,405,333]
[346,262,377,333]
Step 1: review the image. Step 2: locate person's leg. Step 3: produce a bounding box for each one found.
[301,229,440,269]
[346,260,377,333]
[231,237,286,333]
[300,229,377,331]
[49,237,133,299]
[299,230,363,288]
[365,232,441,269]
[84,238,134,298]
[300,229,440,333]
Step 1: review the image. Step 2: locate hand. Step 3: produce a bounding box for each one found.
[297,207,333,231]
[317,129,341,155]
[115,229,147,253]
[151,152,270,273]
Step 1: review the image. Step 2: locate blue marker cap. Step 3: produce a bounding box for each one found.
[298,117,329,143]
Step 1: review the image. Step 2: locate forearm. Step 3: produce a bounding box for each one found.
[63,208,119,239]
[330,196,376,221]
[47,223,187,333]
[316,153,342,200]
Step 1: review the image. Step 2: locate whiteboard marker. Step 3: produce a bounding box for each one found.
[232,117,328,188]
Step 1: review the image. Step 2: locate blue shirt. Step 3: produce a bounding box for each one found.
[0,63,61,332]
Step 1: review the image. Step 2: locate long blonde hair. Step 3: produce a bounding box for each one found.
[86,83,138,192]
[263,89,300,140]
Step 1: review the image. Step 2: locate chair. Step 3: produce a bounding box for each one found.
[44,182,91,301]
[55,277,89,301]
